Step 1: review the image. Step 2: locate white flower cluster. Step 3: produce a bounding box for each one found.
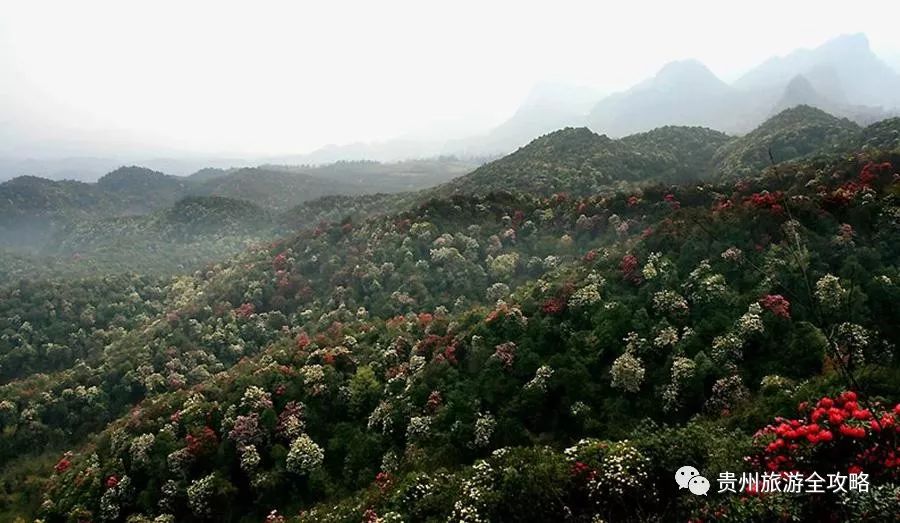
[240,386,273,412]
[588,441,653,500]
[610,352,645,393]
[568,283,603,309]
[286,434,324,475]
[834,322,870,365]
[300,364,326,396]
[570,401,591,418]
[486,282,511,301]
[815,274,847,310]
[406,416,432,441]
[711,332,743,366]
[653,326,680,348]
[187,473,217,517]
[670,357,697,385]
[473,413,496,448]
[451,460,495,523]
[409,221,435,240]
[563,438,595,460]
[488,253,519,280]
[167,448,193,476]
[662,357,697,412]
[543,255,561,270]
[129,433,155,469]
[239,444,260,474]
[99,475,131,521]
[652,290,689,315]
[430,246,466,265]
[642,252,670,280]
[524,365,554,392]
[759,374,794,393]
[683,260,728,303]
[720,246,743,263]
[706,375,749,414]
[368,400,395,435]
[159,480,178,513]
[623,332,649,354]
[736,303,764,337]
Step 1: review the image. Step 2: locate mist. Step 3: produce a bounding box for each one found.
[2,0,900,181]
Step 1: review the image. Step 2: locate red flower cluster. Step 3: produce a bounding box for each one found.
[627,195,640,207]
[106,475,119,489]
[859,161,892,185]
[664,193,681,210]
[441,345,458,365]
[752,392,900,479]
[513,210,526,226]
[620,254,639,283]
[54,457,72,474]
[550,192,569,205]
[712,198,733,213]
[493,342,516,369]
[542,296,566,315]
[583,249,598,262]
[570,461,596,480]
[375,471,393,492]
[426,390,443,413]
[272,252,288,270]
[823,181,864,208]
[234,302,255,318]
[744,191,784,214]
[417,312,434,326]
[759,294,791,319]
[186,426,219,456]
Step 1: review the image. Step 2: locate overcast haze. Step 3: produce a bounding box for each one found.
[2,0,900,158]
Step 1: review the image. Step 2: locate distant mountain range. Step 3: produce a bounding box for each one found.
[315,33,900,160]
[2,34,897,182]
[0,158,480,249]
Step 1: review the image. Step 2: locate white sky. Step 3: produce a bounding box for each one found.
[1,0,899,156]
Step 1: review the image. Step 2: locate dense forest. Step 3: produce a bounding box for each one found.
[0,107,898,522]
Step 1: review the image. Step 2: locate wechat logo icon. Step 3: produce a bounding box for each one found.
[676,466,710,496]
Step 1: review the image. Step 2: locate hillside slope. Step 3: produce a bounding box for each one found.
[440,126,731,197]
[713,105,861,177]
[0,141,896,520]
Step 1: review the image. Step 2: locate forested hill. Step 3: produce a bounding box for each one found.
[0,115,898,520]
[438,126,731,197]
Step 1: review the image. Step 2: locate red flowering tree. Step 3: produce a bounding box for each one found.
[620,254,640,284]
[541,297,566,316]
[186,426,219,457]
[759,294,790,319]
[750,392,899,481]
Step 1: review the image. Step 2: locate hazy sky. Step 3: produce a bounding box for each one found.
[2,0,899,157]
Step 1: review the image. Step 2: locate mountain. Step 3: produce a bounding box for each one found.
[0,156,124,183]
[445,82,603,156]
[2,136,898,521]
[582,35,900,141]
[712,105,860,178]
[281,139,448,165]
[280,158,479,193]
[735,33,900,109]
[587,60,743,136]
[859,117,900,151]
[771,75,834,114]
[441,125,731,197]
[40,196,275,275]
[0,158,480,254]
[193,167,362,211]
